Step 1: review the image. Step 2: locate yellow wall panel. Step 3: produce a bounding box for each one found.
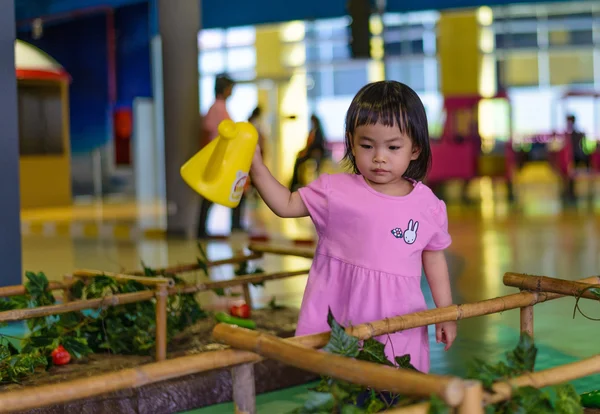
[438,10,480,96]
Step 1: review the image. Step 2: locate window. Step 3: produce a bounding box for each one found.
[385,59,426,92]
[333,66,368,96]
[199,50,226,74]
[227,47,256,72]
[18,82,64,156]
[498,52,539,87]
[549,50,594,85]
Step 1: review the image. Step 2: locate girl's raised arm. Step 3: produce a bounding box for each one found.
[250,147,309,218]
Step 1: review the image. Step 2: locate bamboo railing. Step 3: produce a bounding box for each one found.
[0,251,309,362]
[0,271,597,412]
[0,245,598,413]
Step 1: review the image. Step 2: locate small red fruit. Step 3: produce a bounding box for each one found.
[229,303,251,319]
[51,345,71,365]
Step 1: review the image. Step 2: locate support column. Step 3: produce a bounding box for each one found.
[0,0,23,286]
[157,0,201,238]
[437,10,481,97]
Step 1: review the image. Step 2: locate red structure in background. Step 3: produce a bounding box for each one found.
[427,92,510,186]
[113,107,132,165]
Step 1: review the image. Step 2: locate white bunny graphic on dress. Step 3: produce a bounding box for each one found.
[403,219,419,245]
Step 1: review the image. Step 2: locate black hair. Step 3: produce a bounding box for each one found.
[215,73,235,97]
[342,80,431,181]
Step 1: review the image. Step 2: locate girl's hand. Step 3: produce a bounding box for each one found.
[436,320,457,351]
[252,144,263,166]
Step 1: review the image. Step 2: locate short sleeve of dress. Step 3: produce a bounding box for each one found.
[425,199,452,251]
[297,174,330,236]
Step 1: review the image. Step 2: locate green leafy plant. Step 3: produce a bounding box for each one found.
[8,272,94,361]
[66,264,207,355]
[0,337,47,384]
[291,309,582,414]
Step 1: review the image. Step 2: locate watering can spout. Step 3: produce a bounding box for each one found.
[180,120,258,208]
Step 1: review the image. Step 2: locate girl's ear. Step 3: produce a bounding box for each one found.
[411,145,421,161]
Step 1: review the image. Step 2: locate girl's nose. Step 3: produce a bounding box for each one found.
[373,151,386,163]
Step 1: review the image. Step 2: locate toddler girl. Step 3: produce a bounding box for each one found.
[250,80,456,372]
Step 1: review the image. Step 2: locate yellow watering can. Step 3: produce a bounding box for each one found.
[180,120,258,208]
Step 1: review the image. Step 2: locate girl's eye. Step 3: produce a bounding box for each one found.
[389,146,400,150]
[360,144,372,149]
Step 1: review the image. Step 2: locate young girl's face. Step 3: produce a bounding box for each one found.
[351,122,420,187]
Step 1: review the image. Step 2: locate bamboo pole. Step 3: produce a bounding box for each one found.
[0,290,155,322]
[520,305,534,340]
[0,332,353,412]
[457,380,484,414]
[247,243,315,259]
[1,276,599,413]
[504,272,600,300]
[242,284,252,309]
[73,269,175,287]
[62,274,73,303]
[0,268,308,327]
[128,252,263,276]
[0,281,68,298]
[385,402,430,413]
[486,353,600,404]
[212,323,465,407]
[155,284,168,361]
[232,363,256,414]
[168,269,310,296]
[306,276,600,345]
[0,348,264,412]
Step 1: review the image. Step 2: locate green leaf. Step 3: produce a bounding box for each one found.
[197,258,209,277]
[69,280,85,300]
[428,395,450,414]
[62,336,93,359]
[363,393,386,413]
[356,338,393,367]
[290,392,335,413]
[0,299,16,312]
[506,332,537,373]
[551,384,583,414]
[395,354,419,371]
[8,295,29,310]
[24,271,48,298]
[588,287,600,299]
[25,335,55,348]
[309,377,332,393]
[212,288,226,297]
[141,261,157,276]
[322,308,359,358]
[340,404,366,414]
[58,313,81,330]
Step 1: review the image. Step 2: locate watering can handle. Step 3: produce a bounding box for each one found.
[203,120,237,182]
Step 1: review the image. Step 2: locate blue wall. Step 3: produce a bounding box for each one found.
[17,2,152,154]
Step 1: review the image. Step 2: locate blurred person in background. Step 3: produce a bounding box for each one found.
[289,114,332,192]
[565,114,589,202]
[197,73,243,238]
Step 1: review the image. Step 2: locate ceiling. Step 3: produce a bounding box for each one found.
[14,0,576,29]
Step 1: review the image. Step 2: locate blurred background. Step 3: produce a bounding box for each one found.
[3,0,600,411]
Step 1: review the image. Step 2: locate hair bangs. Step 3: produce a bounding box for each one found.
[342,81,431,180]
[347,85,411,138]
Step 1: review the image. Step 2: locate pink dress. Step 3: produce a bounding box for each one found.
[296,173,451,373]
